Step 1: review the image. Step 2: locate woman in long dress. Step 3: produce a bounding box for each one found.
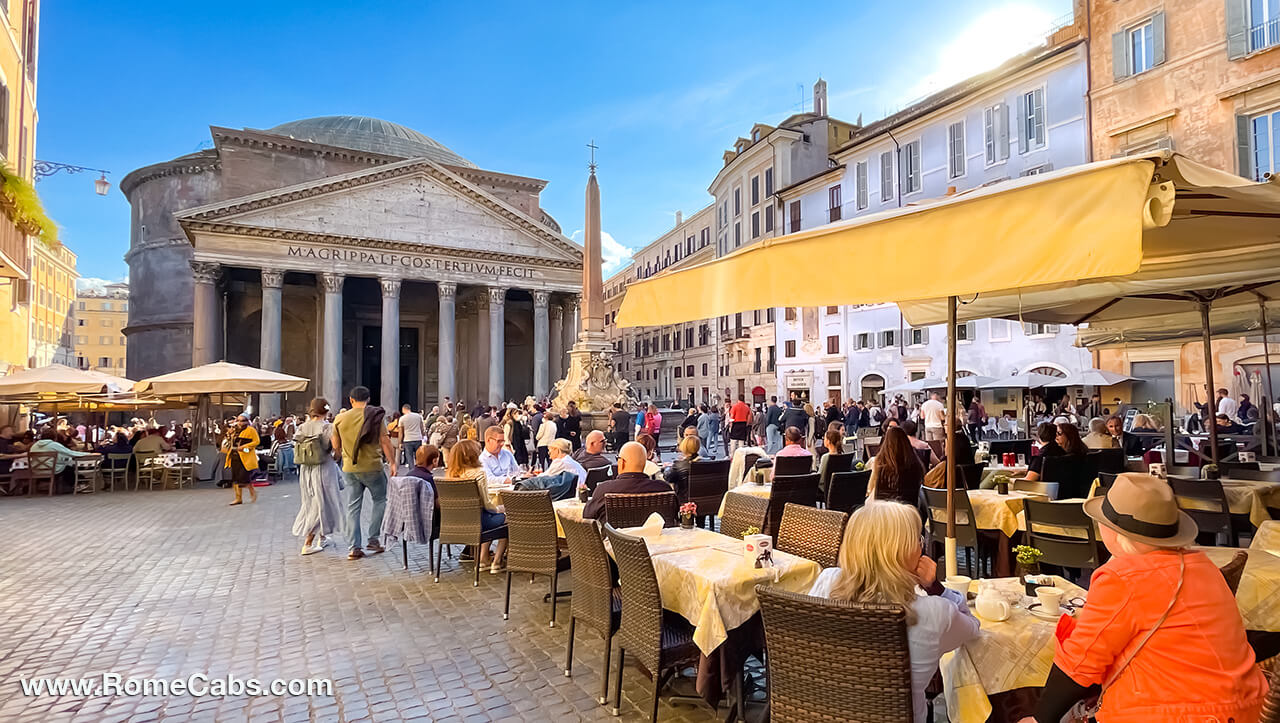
[292,398,347,555]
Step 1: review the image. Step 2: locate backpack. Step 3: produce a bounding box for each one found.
[294,433,326,466]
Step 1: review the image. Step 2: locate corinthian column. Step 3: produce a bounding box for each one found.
[549,302,564,382]
[488,287,507,404]
[380,277,402,410]
[190,261,222,367]
[320,273,344,408]
[475,293,490,404]
[561,296,578,357]
[437,282,457,407]
[259,269,284,417]
[532,291,550,398]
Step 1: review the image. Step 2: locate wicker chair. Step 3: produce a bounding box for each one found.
[818,452,855,495]
[1262,658,1280,723]
[559,514,621,705]
[603,525,703,721]
[604,491,677,529]
[1023,499,1102,580]
[1170,477,1237,547]
[766,473,820,540]
[756,585,914,722]
[500,490,570,626]
[775,503,848,568]
[921,485,989,577]
[103,453,131,492]
[1218,549,1248,596]
[772,454,814,477]
[73,455,102,494]
[583,465,614,495]
[27,451,58,496]
[719,493,769,540]
[826,469,871,514]
[434,477,508,586]
[685,459,730,522]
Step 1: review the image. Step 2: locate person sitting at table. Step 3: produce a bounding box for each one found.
[133,426,173,456]
[1082,417,1115,450]
[809,500,979,723]
[96,431,133,456]
[1214,413,1248,436]
[770,426,813,481]
[1024,423,1067,481]
[447,439,508,573]
[479,425,521,486]
[572,430,611,470]
[29,427,96,494]
[582,441,673,524]
[868,427,926,505]
[816,426,847,496]
[898,420,940,466]
[1106,415,1145,457]
[635,433,665,480]
[1130,413,1160,434]
[514,438,584,501]
[1023,474,1268,723]
[663,435,701,502]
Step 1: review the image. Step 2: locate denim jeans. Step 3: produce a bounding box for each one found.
[401,440,421,466]
[343,468,388,550]
[766,424,782,454]
[514,470,578,501]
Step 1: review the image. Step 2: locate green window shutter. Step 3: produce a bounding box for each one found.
[1237,114,1254,179]
[1226,0,1249,59]
[1112,30,1131,81]
[1152,12,1167,66]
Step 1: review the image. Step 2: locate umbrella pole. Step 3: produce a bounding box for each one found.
[945,295,958,579]
[1261,298,1275,458]
[1199,300,1220,470]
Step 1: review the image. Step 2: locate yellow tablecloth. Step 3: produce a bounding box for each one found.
[1252,520,1280,554]
[1200,546,1280,632]
[963,490,1048,537]
[633,527,820,655]
[1221,480,1280,527]
[552,499,584,538]
[716,482,771,516]
[942,575,1085,723]
[978,465,1028,489]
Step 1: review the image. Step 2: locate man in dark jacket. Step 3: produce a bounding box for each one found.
[764,397,785,453]
[572,430,611,470]
[781,402,809,437]
[583,441,672,523]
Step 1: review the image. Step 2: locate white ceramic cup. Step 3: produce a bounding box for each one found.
[943,575,972,597]
[1036,586,1065,614]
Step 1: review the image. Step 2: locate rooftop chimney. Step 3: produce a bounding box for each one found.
[675,210,683,227]
[813,78,828,117]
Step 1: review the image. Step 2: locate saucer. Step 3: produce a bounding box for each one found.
[1026,603,1073,620]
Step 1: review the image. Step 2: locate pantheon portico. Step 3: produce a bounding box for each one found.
[122,116,583,414]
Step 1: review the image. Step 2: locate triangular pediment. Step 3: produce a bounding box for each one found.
[177,159,583,263]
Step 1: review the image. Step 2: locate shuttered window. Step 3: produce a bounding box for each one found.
[947,121,965,178]
[984,103,1009,165]
[879,151,894,201]
[1017,88,1046,153]
[855,161,869,209]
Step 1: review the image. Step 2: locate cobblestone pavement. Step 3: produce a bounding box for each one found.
[0,481,729,723]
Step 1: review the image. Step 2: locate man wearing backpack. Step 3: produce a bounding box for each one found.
[332,386,396,560]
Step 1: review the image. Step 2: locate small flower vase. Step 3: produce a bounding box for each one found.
[1018,562,1042,596]
[679,514,695,530]
[996,480,1009,495]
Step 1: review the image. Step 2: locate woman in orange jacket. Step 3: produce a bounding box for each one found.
[1024,473,1268,722]
[223,414,260,505]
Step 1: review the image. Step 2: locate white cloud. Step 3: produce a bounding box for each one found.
[570,229,634,276]
[76,276,124,293]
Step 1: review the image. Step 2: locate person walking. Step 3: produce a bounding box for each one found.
[765,396,784,453]
[398,403,425,467]
[332,385,397,560]
[642,404,663,446]
[223,414,260,506]
[292,398,346,555]
[697,403,721,458]
[727,395,752,456]
[559,401,583,450]
[920,392,947,442]
[535,409,558,470]
[966,394,986,442]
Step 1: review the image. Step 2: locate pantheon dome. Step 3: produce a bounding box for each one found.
[266,115,477,167]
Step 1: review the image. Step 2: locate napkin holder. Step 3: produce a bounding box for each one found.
[743,534,773,568]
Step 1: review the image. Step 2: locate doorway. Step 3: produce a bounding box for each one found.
[358,325,421,408]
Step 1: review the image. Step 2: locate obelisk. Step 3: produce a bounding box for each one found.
[581,168,605,339]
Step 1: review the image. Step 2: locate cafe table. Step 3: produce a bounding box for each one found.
[1198,546,1280,632]
[1252,520,1280,554]
[551,498,583,538]
[1219,479,1280,527]
[965,489,1048,538]
[942,575,1086,723]
[716,481,771,516]
[978,464,1029,489]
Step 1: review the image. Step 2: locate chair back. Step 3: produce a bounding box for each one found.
[826,469,871,514]
[583,465,614,494]
[988,439,1033,460]
[819,452,855,489]
[603,524,667,672]
[773,454,813,477]
[1013,479,1060,499]
[1167,464,1202,478]
[957,462,987,490]
[1217,550,1248,596]
[1221,460,1261,475]
[1198,439,1238,464]
[756,586,914,722]
[914,447,933,469]
[1023,499,1100,570]
[1040,454,1096,499]
[920,485,978,547]
[1097,471,1119,489]
[1170,477,1234,544]
[863,439,882,460]
[743,452,763,472]
[500,489,559,576]
[559,515,617,635]
[719,493,769,540]
[435,477,485,546]
[106,452,132,470]
[686,459,730,516]
[1088,448,1125,474]
[1224,466,1280,482]
[604,491,677,529]
[776,503,848,568]
[767,473,821,539]
[28,451,57,476]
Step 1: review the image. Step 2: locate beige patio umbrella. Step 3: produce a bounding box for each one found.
[133,361,309,397]
[0,363,129,396]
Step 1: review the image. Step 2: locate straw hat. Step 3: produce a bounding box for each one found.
[1082,473,1198,548]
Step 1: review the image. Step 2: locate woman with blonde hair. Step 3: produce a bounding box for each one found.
[809,500,978,722]
[445,439,508,572]
[663,435,700,503]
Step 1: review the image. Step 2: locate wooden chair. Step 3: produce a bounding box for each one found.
[434,477,508,587]
[604,491,677,529]
[719,493,769,540]
[559,514,621,705]
[133,451,161,491]
[766,473,820,541]
[583,465,614,495]
[1023,499,1102,580]
[1224,466,1280,482]
[603,525,704,721]
[826,469,871,515]
[1218,549,1248,596]
[1170,477,1237,547]
[27,451,58,497]
[921,485,989,577]
[685,459,730,523]
[756,586,914,722]
[73,454,102,494]
[776,503,848,568]
[772,454,814,477]
[1013,479,1060,499]
[501,489,570,627]
[103,453,131,492]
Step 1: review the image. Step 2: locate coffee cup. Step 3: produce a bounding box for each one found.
[942,575,972,597]
[1036,586,1065,614]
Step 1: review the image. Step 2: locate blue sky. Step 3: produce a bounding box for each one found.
[38,0,1071,282]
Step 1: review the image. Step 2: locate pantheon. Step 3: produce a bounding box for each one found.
[122,116,584,415]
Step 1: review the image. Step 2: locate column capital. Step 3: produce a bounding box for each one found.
[532,290,551,307]
[437,281,458,300]
[320,273,345,294]
[260,269,285,289]
[487,286,507,306]
[190,261,221,285]
[380,277,402,297]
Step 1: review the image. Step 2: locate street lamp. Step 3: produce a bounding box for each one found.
[32,160,112,195]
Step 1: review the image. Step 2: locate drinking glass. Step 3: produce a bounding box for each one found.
[1016,454,1026,467]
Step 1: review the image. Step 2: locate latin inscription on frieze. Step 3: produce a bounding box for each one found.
[286,246,536,280]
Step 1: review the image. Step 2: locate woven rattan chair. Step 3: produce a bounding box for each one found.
[1170,477,1238,547]
[603,525,702,721]
[766,473,820,540]
[775,503,848,568]
[500,489,570,627]
[559,514,621,705]
[719,493,769,539]
[756,585,914,722]
[825,469,870,514]
[434,477,507,587]
[583,465,614,495]
[73,455,102,494]
[818,452,855,496]
[27,451,58,496]
[103,453,130,492]
[772,454,814,477]
[921,485,988,577]
[1023,499,1101,580]
[604,491,677,529]
[1218,549,1248,596]
[1262,658,1280,723]
[685,459,730,522]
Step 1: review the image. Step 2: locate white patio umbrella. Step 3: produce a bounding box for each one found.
[923,375,996,390]
[1043,369,1138,388]
[980,372,1063,389]
[883,378,944,394]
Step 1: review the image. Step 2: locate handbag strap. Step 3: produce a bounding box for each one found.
[1097,551,1185,703]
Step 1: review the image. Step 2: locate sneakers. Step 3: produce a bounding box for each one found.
[366,541,385,554]
[301,544,323,556]
[348,548,365,560]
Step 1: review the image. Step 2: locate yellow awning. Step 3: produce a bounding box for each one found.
[617,154,1175,328]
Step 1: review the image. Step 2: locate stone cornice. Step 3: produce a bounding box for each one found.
[124,237,191,264]
[120,152,222,198]
[211,126,402,166]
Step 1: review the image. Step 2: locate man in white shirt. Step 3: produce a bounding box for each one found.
[1216,388,1239,421]
[515,438,585,500]
[479,425,521,485]
[919,392,947,441]
[399,404,425,466]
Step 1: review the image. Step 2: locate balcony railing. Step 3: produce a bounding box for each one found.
[1251,18,1280,52]
[0,213,28,279]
